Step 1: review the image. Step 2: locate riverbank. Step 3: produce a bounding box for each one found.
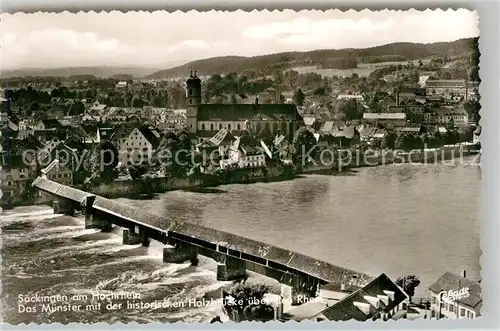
[302,144,480,175]
[87,144,479,200]
[82,166,297,200]
[1,143,480,208]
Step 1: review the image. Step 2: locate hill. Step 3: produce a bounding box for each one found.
[146,38,477,79]
[2,66,162,79]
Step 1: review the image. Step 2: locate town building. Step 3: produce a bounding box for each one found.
[388,105,425,124]
[287,273,408,322]
[115,81,128,90]
[32,119,64,131]
[303,116,316,129]
[336,93,365,101]
[363,113,407,128]
[473,126,481,144]
[425,80,479,100]
[418,71,437,87]
[429,108,468,125]
[184,71,303,141]
[0,154,36,204]
[393,125,422,135]
[196,128,235,167]
[271,134,290,160]
[428,271,481,319]
[40,153,74,187]
[220,136,266,169]
[117,125,162,166]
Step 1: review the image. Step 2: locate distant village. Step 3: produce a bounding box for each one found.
[1,61,481,206]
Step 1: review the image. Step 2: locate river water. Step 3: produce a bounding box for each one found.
[1,156,481,324]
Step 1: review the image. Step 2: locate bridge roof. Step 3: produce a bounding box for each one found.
[33,177,371,284]
[93,195,369,284]
[33,176,63,193]
[33,177,94,204]
[93,197,173,232]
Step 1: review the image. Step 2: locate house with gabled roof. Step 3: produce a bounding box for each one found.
[428,271,481,320]
[196,128,235,163]
[117,125,162,167]
[305,273,408,322]
[38,141,75,187]
[220,136,266,169]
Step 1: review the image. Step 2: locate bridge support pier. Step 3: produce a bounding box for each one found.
[163,243,197,265]
[280,284,317,306]
[84,213,112,232]
[92,217,113,232]
[123,228,151,246]
[290,288,317,306]
[280,274,319,306]
[52,198,74,216]
[84,211,93,229]
[216,256,246,281]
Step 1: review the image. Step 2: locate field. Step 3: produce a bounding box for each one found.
[291,59,433,78]
[291,66,375,78]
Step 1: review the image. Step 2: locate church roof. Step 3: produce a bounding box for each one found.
[186,70,201,85]
[196,103,302,122]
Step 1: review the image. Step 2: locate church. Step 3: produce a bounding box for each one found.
[185,71,304,141]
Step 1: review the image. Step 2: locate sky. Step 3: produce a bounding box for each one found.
[1,9,479,70]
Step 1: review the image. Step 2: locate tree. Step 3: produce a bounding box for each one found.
[230,93,238,104]
[464,100,481,124]
[395,275,421,303]
[99,141,119,183]
[446,118,455,132]
[469,37,480,82]
[381,133,397,150]
[29,102,40,115]
[458,125,475,142]
[157,130,192,177]
[445,129,460,145]
[293,88,305,106]
[284,70,299,89]
[313,87,326,96]
[273,71,284,88]
[67,100,85,116]
[131,96,144,108]
[428,131,444,148]
[342,99,363,121]
[292,127,317,167]
[227,282,274,322]
[395,134,408,150]
[129,165,148,179]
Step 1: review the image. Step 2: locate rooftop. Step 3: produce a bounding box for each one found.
[196,104,302,122]
[363,113,406,120]
[316,273,407,322]
[428,272,482,309]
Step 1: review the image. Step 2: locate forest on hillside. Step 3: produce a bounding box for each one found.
[147,38,478,79]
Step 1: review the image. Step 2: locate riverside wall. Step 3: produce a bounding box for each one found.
[302,144,480,174]
[5,144,478,208]
[82,166,293,199]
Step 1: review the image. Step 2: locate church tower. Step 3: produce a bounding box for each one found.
[185,70,201,133]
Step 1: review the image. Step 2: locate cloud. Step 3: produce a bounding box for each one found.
[0,9,479,69]
[2,28,129,68]
[242,10,478,51]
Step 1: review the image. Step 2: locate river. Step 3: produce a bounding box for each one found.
[1,156,481,324]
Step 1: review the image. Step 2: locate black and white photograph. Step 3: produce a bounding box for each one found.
[1,8,482,324]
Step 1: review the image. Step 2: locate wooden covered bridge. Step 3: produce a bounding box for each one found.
[32,176,370,303]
